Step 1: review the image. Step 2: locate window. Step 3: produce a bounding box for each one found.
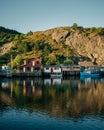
[32,61,35,66]
[55,67,59,70]
[20,67,23,70]
[46,67,49,70]
[19,67,23,72]
[27,67,31,71]
[36,61,40,64]
[28,60,31,64]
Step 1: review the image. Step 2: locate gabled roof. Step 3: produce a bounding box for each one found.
[78,61,94,67]
[44,65,61,68]
[24,58,41,61]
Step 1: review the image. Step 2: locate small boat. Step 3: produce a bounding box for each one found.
[80,72,100,77]
[80,67,100,78]
[50,73,62,78]
[100,67,104,76]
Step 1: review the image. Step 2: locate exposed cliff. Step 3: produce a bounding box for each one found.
[0,25,104,66]
[43,26,104,65]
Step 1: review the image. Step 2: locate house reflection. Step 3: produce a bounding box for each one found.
[44,78,62,86]
[0,78,12,89]
[18,78,43,96]
[79,77,100,90]
[0,77,104,119]
[0,78,43,97]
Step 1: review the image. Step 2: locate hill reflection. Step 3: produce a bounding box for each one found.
[0,77,104,119]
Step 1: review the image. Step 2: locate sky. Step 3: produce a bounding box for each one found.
[0,0,104,33]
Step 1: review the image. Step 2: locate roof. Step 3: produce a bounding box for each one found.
[60,64,80,67]
[44,65,61,68]
[24,58,42,61]
[78,61,94,67]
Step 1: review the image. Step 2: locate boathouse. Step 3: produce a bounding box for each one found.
[60,64,80,76]
[17,58,42,72]
[43,65,62,77]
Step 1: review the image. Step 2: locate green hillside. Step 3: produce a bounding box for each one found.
[0,26,22,45]
[0,24,104,68]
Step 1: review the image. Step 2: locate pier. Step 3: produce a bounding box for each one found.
[60,64,80,76]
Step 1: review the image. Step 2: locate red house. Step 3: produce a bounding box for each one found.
[17,58,42,72]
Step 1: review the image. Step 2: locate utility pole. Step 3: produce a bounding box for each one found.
[11,54,13,69]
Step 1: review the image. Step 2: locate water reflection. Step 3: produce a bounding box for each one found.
[0,77,104,119]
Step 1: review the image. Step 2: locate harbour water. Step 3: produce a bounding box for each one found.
[0,77,104,130]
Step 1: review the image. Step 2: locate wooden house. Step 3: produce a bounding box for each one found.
[44,66,61,73]
[17,58,42,73]
[43,65,62,77]
[78,61,94,67]
[60,64,80,76]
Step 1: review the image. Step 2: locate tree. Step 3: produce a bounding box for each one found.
[27,31,33,36]
[49,53,56,64]
[12,55,23,68]
[14,34,20,40]
[64,59,73,65]
[72,23,78,30]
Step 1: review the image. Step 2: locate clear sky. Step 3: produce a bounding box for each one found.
[0,0,104,33]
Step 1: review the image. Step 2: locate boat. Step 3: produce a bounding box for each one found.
[80,72,99,77]
[80,67,100,78]
[100,67,104,76]
[50,73,62,78]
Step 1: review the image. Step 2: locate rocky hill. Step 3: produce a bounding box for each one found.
[0,24,104,67]
[0,26,21,45]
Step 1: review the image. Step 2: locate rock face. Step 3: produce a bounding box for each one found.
[0,42,14,56]
[65,31,104,65]
[52,28,70,42]
[44,27,104,66]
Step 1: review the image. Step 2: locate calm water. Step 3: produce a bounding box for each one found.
[0,77,104,130]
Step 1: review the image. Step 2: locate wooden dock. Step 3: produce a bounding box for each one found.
[60,64,80,76]
[13,70,42,77]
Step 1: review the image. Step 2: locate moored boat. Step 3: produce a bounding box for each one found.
[80,67,100,77]
[80,71,100,77]
[50,73,62,78]
[79,61,100,78]
[100,67,104,76]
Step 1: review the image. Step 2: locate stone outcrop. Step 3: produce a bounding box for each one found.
[43,27,104,66]
[0,42,14,56]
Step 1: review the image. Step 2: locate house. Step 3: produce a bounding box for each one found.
[78,61,99,71]
[17,58,42,72]
[0,65,12,77]
[78,61,94,67]
[60,64,80,76]
[43,65,62,77]
[44,65,61,73]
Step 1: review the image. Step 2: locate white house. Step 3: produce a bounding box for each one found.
[0,65,12,77]
[43,66,62,73]
[2,65,10,70]
[43,65,62,78]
